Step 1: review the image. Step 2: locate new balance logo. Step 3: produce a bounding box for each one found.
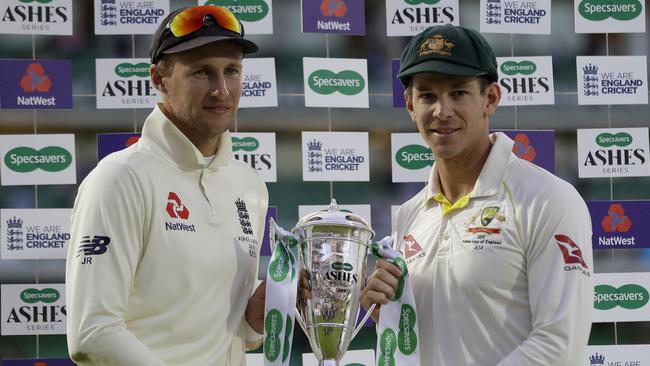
[166,192,189,219]
[77,235,111,264]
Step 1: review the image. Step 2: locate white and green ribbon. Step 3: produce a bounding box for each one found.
[263,218,299,366]
[370,237,420,366]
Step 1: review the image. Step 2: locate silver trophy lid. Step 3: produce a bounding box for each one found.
[293,199,375,238]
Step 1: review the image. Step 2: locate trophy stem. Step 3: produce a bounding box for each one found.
[319,360,339,366]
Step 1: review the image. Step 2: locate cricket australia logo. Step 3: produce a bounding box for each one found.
[307,139,323,172]
[418,35,454,56]
[100,0,118,26]
[486,0,502,24]
[235,198,254,235]
[583,63,599,97]
[6,216,24,251]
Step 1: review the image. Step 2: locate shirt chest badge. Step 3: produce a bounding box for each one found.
[235,198,258,259]
[463,205,506,250]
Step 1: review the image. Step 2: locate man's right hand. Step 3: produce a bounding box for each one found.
[360,259,403,322]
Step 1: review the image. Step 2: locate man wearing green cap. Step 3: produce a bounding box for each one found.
[361,24,593,365]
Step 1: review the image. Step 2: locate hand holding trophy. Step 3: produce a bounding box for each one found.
[262,199,420,366]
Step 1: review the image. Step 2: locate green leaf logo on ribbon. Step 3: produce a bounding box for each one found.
[308,70,365,95]
[232,136,260,152]
[20,288,60,304]
[579,0,642,21]
[404,0,441,5]
[207,0,269,21]
[500,60,537,75]
[594,284,649,310]
[480,206,500,226]
[396,144,434,170]
[5,146,72,173]
[264,309,283,361]
[114,63,150,78]
[392,257,408,301]
[269,242,290,282]
[596,132,633,147]
[378,329,397,366]
[398,304,417,355]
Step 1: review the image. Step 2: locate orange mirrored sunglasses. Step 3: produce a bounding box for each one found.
[168,5,242,37]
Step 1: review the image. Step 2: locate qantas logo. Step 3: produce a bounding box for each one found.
[554,234,588,268]
[166,192,189,219]
[402,234,427,264]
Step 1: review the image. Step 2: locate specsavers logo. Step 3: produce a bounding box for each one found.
[264,308,282,361]
[395,144,434,170]
[596,132,632,147]
[20,288,59,304]
[500,60,536,75]
[378,329,397,366]
[398,304,417,355]
[579,0,642,21]
[114,62,149,77]
[594,284,648,310]
[405,0,441,5]
[207,0,269,21]
[232,136,260,152]
[308,69,365,95]
[4,146,71,173]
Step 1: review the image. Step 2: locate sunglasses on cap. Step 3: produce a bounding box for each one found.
[150,5,257,64]
[167,5,242,37]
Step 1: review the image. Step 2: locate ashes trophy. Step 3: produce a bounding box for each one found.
[291,200,376,366]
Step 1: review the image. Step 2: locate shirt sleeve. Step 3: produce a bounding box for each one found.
[498,183,593,366]
[66,161,166,366]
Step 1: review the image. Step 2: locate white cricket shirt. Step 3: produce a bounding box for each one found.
[393,132,593,366]
[66,105,268,365]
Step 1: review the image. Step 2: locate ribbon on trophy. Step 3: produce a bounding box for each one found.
[263,218,299,366]
[370,237,420,366]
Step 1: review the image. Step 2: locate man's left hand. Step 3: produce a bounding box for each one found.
[245,280,266,334]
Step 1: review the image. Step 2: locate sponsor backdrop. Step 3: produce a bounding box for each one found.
[0,0,649,364]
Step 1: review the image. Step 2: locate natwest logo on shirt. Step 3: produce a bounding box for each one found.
[164,192,196,232]
[166,192,189,219]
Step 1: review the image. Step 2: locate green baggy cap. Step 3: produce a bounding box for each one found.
[397,24,498,87]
